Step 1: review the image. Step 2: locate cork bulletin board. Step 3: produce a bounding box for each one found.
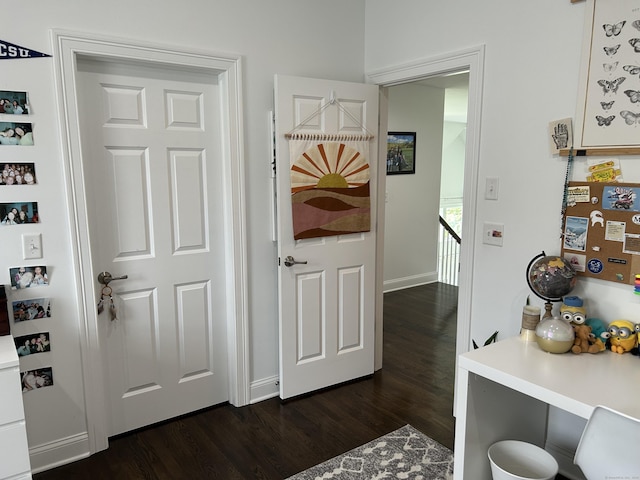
[562,181,640,285]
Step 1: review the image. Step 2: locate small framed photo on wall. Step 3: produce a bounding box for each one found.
[387,132,416,175]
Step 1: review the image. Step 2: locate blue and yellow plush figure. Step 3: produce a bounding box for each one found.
[560,296,587,325]
[561,296,595,354]
[608,319,637,354]
[585,318,610,353]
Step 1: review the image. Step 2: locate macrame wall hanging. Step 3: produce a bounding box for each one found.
[286,96,375,240]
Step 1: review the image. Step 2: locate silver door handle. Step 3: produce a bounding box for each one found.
[97,271,128,285]
[284,256,307,267]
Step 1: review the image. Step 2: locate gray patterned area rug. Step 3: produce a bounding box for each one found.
[286,424,454,480]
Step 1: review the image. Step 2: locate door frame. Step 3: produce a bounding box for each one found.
[51,30,249,453]
[367,45,485,369]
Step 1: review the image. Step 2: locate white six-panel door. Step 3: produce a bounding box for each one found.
[274,75,379,399]
[76,59,229,436]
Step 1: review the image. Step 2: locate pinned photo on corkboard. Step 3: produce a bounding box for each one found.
[1,202,39,224]
[1,162,36,186]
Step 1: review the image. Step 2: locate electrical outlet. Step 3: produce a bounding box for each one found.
[22,234,42,259]
[483,222,504,247]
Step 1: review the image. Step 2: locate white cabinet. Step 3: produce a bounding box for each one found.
[0,336,31,480]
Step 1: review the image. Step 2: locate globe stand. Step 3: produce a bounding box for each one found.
[526,251,577,322]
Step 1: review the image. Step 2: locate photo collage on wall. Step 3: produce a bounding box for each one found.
[1,87,54,393]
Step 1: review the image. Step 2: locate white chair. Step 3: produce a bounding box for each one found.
[574,405,640,479]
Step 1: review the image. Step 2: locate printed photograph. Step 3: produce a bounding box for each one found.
[603,186,640,212]
[563,216,589,252]
[21,367,53,393]
[14,332,50,357]
[0,122,33,145]
[0,201,39,224]
[565,253,586,273]
[9,266,49,289]
[387,132,416,175]
[1,162,36,185]
[12,297,51,322]
[548,118,573,154]
[0,90,29,114]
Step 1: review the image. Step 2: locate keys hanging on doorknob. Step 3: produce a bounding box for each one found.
[97,271,128,285]
[283,256,308,267]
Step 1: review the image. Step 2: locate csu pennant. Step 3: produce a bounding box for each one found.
[0,39,51,59]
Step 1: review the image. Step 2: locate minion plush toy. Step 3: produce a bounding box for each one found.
[608,319,637,354]
[560,296,586,325]
[561,296,597,354]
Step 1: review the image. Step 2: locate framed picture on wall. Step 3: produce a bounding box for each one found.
[574,0,640,148]
[387,131,416,175]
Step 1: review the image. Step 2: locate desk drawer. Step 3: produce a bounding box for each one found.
[0,366,25,425]
[0,421,31,478]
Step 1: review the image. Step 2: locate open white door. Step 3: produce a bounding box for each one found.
[274,74,379,399]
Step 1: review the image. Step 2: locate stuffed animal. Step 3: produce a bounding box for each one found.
[608,319,637,354]
[585,318,610,352]
[560,296,587,326]
[571,324,601,354]
[561,296,600,354]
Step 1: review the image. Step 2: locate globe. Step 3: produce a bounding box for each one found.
[526,252,577,303]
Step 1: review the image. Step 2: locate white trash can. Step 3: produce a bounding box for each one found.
[488,440,558,480]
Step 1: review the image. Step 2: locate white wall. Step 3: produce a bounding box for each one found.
[4,0,639,473]
[440,121,466,207]
[365,0,640,476]
[366,0,640,358]
[384,83,444,290]
[1,0,366,471]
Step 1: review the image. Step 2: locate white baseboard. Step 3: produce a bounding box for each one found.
[29,432,90,474]
[250,375,279,404]
[383,272,437,293]
[545,440,585,480]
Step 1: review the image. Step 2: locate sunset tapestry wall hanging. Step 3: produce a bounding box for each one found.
[289,139,370,240]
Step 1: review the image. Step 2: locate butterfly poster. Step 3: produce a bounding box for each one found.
[575,0,640,148]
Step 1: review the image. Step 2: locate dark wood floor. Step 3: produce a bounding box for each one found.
[36,283,458,479]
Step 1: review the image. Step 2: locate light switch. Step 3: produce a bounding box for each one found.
[483,222,504,247]
[485,177,499,200]
[22,233,42,259]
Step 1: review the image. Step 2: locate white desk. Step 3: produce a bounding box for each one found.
[453,336,640,480]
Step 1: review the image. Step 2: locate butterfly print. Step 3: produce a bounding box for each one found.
[624,90,640,103]
[597,77,625,94]
[601,101,615,110]
[596,115,615,126]
[623,65,640,76]
[604,44,621,56]
[603,21,625,36]
[630,39,640,53]
[620,110,640,125]
[604,62,619,72]
[633,20,640,31]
